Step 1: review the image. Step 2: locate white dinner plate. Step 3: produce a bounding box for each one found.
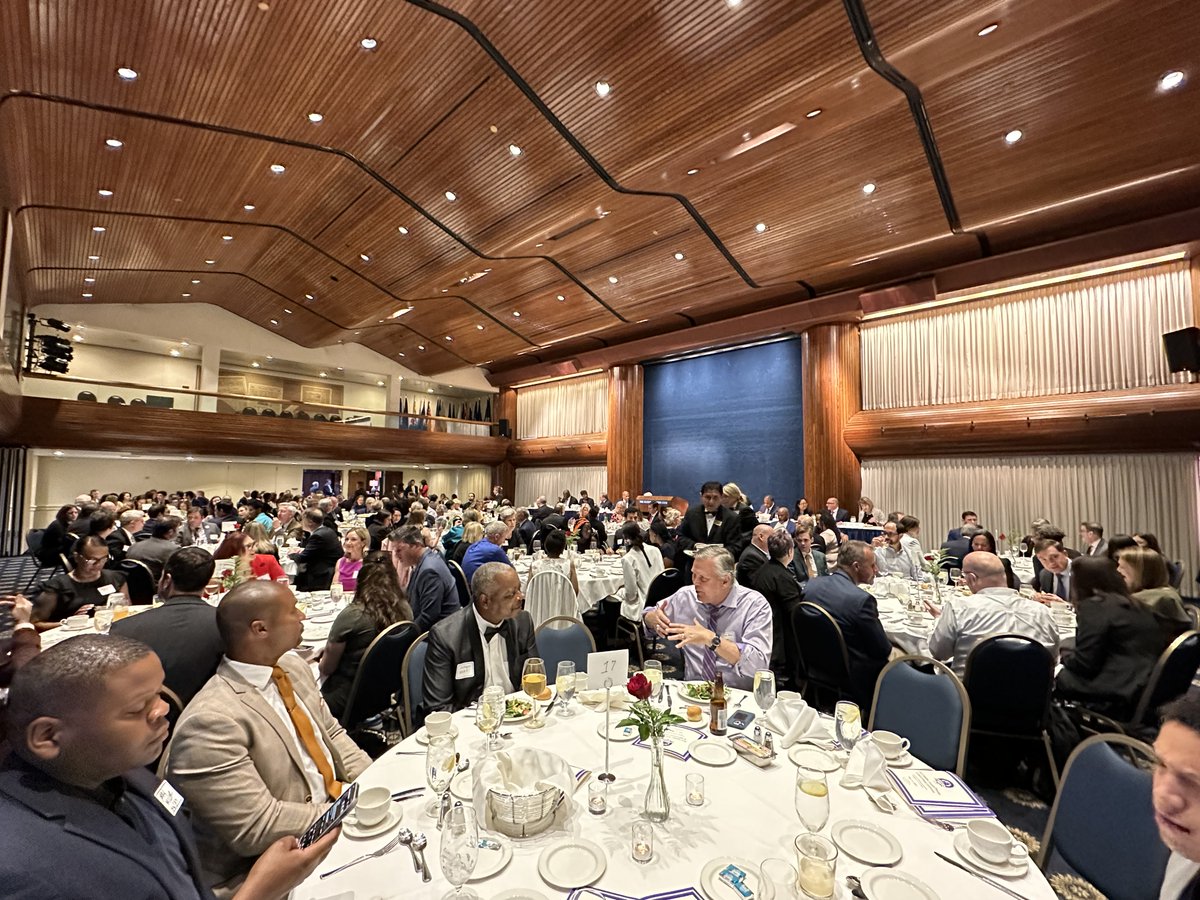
[678,681,717,703]
[301,624,332,642]
[415,724,460,746]
[861,869,940,900]
[831,819,903,866]
[788,745,840,772]
[536,838,606,889]
[493,890,549,900]
[449,769,473,801]
[596,721,638,741]
[952,831,1029,877]
[469,834,512,881]
[689,739,737,766]
[698,857,775,900]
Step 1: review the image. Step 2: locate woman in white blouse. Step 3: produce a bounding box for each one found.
[531,529,579,593]
[898,515,925,572]
[620,521,664,622]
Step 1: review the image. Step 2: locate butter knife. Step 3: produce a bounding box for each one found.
[934,851,1032,900]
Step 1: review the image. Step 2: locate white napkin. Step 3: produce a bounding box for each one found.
[577,688,630,710]
[471,747,573,837]
[764,691,832,748]
[840,739,895,811]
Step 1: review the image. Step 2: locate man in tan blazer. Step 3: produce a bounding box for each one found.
[161,580,370,896]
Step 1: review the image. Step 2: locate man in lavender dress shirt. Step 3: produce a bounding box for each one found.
[643,545,772,690]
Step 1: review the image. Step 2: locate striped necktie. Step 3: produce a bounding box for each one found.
[699,605,721,680]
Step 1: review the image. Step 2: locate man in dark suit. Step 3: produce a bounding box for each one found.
[946,510,980,543]
[791,524,828,586]
[0,634,338,899]
[530,496,553,522]
[677,481,727,575]
[802,541,892,709]
[289,508,341,591]
[940,524,981,571]
[390,525,462,632]
[106,509,144,568]
[736,525,773,587]
[825,497,851,524]
[752,530,803,683]
[423,562,539,713]
[111,546,221,706]
[1034,538,1077,602]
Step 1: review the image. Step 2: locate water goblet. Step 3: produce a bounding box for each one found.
[834,701,862,752]
[424,733,457,818]
[439,804,479,900]
[555,661,578,717]
[476,685,504,752]
[794,767,830,832]
[753,670,776,713]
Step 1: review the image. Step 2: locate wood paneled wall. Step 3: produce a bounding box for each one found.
[507,433,608,466]
[606,365,643,499]
[802,324,862,509]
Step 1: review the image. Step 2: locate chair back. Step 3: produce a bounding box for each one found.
[147,685,185,771]
[446,559,472,608]
[25,529,45,556]
[524,569,578,630]
[76,391,97,401]
[963,634,1054,734]
[644,568,684,608]
[401,632,430,735]
[339,621,418,729]
[793,601,852,692]
[1038,734,1167,900]
[1131,630,1200,727]
[534,616,596,674]
[118,558,158,603]
[869,655,971,775]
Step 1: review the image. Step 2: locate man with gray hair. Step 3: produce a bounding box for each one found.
[107,508,145,566]
[388,524,458,632]
[423,562,539,713]
[462,520,514,582]
[643,544,772,689]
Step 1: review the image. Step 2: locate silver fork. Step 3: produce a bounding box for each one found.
[319,834,402,879]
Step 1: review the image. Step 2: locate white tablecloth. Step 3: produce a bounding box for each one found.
[293,688,1057,900]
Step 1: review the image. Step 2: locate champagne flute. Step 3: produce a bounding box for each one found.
[555,661,577,717]
[521,658,547,729]
[794,767,830,832]
[439,804,480,900]
[753,670,776,714]
[425,734,457,817]
[476,685,504,752]
[834,700,862,752]
[642,659,663,704]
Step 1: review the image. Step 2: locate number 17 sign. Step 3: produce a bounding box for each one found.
[585,649,629,690]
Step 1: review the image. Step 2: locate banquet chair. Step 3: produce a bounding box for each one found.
[868,655,971,775]
[963,634,1059,789]
[1037,733,1167,900]
[525,569,578,631]
[1081,630,1200,738]
[446,559,472,608]
[641,568,685,660]
[241,406,257,415]
[259,408,276,417]
[792,602,854,711]
[76,391,97,401]
[118,558,158,604]
[534,615,596,674]
[147,685,185,772]
[25,528,45,557]
[338,621,418,756]
[107,395,126,404]
[401,631,430,735]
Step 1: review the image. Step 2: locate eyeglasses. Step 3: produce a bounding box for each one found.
[80,555,109,565]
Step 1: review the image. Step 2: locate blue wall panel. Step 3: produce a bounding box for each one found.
[642,339,804,507]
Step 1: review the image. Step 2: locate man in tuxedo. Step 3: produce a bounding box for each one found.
[289,508,341,591]
[791,524,828,585]
[825,497,851,524]
[752,530,802,681]
[1079,521,1108,557]
[802,541,891,708]
[423,562,538,713]
[0,633,339,899]
[163,581,370,893]
[946,510,980,543]
[1034,538,1076,602]
[736,524,773,587]
[678,481,726,574]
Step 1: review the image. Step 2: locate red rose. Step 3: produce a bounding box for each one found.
[627,672,652,701]
[998,533,1006,541]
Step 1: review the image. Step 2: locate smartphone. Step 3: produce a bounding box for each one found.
[298,781,358,848]
[728,709,755,730]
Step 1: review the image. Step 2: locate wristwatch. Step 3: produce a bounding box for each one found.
[708,633,722,651]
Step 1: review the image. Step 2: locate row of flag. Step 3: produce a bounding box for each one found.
[398,395,492,430]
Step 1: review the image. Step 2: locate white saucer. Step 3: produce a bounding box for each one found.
[861,868,940,900]
[342,805,402,839]
[884,749,914,767]
[449,769,473,800]
[699,857,775,900]
[831,819,902,866]
[493,890,549,900]
[469,834,512,881]
[537,838,606,889]
[689,739,737,766]
[596,721,638,741]
[59,621,92,631]
[415,724,460,745]
[953,831,1030,877]
[788,745,840,772]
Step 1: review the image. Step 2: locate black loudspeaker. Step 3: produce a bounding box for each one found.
[1163,327,1200,373]
[497,418,512,438]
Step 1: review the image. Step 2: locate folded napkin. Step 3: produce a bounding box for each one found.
[764,691,831,748]
[577,688,630,710]
[840,739,891,792]
[472,747,573,837]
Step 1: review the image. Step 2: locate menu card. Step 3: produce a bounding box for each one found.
[633,723,708,761]
[887,768,996,820]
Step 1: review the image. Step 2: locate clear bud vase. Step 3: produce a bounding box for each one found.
[644,733,670,822]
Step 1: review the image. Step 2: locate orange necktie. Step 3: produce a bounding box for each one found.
[806,554,816,579]
[271,665,343,799]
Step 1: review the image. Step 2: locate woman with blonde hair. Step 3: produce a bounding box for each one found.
[241,521,278,558]
[856,497,881,526]
[336,526,370,592]
[720,482,757,558]
[1115,546,1189,639]
[450,520,484,568]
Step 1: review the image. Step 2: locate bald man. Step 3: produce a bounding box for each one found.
[736,524,775,587]
[161,580,370,895]
[927,551,1060,676]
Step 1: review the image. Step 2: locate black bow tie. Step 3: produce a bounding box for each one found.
[485,624,506,641]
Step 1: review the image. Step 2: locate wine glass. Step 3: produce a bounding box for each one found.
[949,566,963,588]
[439,803,480,900]
[476,685,504,752]
[834,701,862,752]
[753,670,776,714]
[794,767,830,832]
[521,658,547,729]
[642,659,663,704]
[425,733,457,817]
[555,661,577,717]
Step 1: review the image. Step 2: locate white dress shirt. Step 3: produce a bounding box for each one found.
[621,544,664,621]
[472,605,513,693]
[928,587,1061,677]
[1160,852,1200,900]
[223,656,336,801]
[875,545,918,579]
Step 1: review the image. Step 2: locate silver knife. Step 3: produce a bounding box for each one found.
[934,851,1033,900]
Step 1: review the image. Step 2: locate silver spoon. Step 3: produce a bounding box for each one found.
[397,827,421,873]
[411,832,432,883]
[845,875,868,899]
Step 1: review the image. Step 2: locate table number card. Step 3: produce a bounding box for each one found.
[585,649,629,690]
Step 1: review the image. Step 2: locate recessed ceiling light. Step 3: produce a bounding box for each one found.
[88,255,100,261]
[377,380,385,386]
[104,138,123,149]
[307,112,323,123]
[205,259,215,264]
[304,293,315,300]
[283,308,292,314]
[862,182,877,195]
[417,344,426,350]
[594,81,611,98]
[556,294,565,301]
[169,349,181,357]
[445,190,457,201]
[82,292,93,298]
[319,371,327,378]
[116,67,138,80]
[608,275,619,284]
[97,188,113,197]
[266,355,273,360]
[243,203,255,211]
[251,361,261,368]
[180,341,189,347]
[476,324,485,330]
[977,22,999,36]
[805,108,823,119]
[755,222,768,233]
[674,252,685,261]
[92,225,106,232]
[360,253,371,262]
[1159,70,1186,92]
[398,226,409,234]
[222,235,233,241]
[269,163,286,174]
[83,277,95,283]
[508,143,522,156]
[686,168,700,175]
[444,335,453,341]
[53,450,64,456]
[397,352,405,357]
[512,311,521,318]
[269,319,279,326]
[181,293,191,297]
[1004,129,1023,144]
[190,278,200,284]
[535,242,544,248]
[360,37,377,50]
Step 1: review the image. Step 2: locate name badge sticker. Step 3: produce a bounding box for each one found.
[96,584,117,597]
[455,661,475,680]
[154,781,185,817]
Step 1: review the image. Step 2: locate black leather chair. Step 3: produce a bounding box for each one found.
[640,568,686,661]
[260,408,276,417]
[25,529,45,557]
[106,395,126,405]
[130,398,146,406]
[329,415,342,422]
[242,407,258,415]
[76,391,97,401]
[296,411,310,420]
[963,634,1059,789]
[313,413,327,421]
[339,621,419,756]
[792,601,854,711]
[446,559,471,608]
[279,410,294,418]
[118,558,158,604]
[1085,631,1200,739]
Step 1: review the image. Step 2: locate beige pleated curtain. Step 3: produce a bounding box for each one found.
[515,465,609,507]
[517,374,607,439]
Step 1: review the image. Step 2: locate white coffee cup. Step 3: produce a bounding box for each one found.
[872,731,911,759]
[425,711,453,736]
[63,614,90,630]
[967,819,1030,865]
[354,786,391,827]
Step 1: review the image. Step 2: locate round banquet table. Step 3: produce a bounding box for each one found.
[515,557,624,613]
[292,687,1058,900]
